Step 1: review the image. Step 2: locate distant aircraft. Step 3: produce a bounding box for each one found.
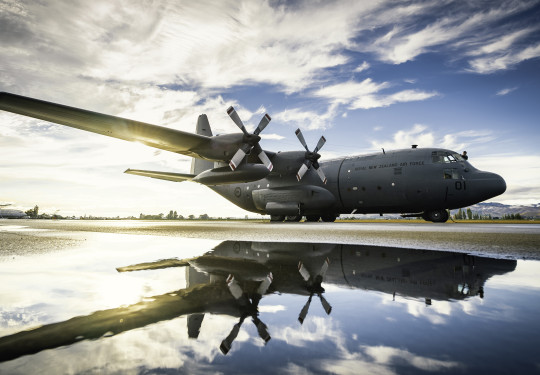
[0,240,517,361]
[0,92,506,222]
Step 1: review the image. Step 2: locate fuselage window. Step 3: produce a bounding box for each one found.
[443,168,459,179]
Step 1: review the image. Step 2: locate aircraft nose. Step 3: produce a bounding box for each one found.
[492,173,507,197]
[477,172,506,199]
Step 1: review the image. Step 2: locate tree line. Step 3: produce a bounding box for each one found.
[453,208,525,220]
[139,211,211,220]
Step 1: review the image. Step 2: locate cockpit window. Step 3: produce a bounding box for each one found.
[432,151,462,163]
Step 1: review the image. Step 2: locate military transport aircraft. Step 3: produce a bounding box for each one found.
[0,92,506,222]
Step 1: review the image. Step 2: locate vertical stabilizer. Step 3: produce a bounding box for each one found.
[190,114,214,174]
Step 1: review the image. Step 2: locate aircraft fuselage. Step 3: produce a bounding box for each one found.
[211,147,506,222]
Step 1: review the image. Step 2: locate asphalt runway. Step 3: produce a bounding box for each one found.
[1,219,539,259]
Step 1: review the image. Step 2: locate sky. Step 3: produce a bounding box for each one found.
[1,0,540,218]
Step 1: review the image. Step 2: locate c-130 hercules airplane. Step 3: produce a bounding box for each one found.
[0,92,506,223]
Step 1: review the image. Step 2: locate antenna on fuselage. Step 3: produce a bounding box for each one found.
[382,148,385,154]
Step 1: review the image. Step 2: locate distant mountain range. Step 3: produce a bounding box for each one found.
[451,202,540,219]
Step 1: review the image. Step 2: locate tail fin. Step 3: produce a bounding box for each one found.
[190,114,215,174]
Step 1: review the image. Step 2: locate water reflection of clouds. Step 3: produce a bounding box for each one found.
[0,234,217,337]
[380,294,453,325]
[0,314,245,375]
[0,235,536,374]
[0,308,46,336]
[319,345,462,375]
[487,261,540,290]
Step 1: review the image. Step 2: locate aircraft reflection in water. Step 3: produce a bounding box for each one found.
[0,242,516,361]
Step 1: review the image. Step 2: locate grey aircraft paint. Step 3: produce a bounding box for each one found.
[210,147,506,222]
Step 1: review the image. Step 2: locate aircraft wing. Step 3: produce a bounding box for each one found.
[0,92,211,159]
[124,168,196,182]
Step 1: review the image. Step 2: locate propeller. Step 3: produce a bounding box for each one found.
[295,128,327,184]
[227,106,273,172]
[297,257,332,324]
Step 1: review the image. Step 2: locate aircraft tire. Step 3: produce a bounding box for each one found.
[305,215,320,222]
[321,215,337,222]
[285,215,302,222]
[424,210,449,223]
[270,215,285,222]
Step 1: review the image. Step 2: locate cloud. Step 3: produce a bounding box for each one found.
[313,79,439,110]
[361,1,539,73]
[468,43,540,74]
[369,125,495,152]
[0,0,389,96]
[354,61,370,73]
[260,133,285,141]
[274,103,338,131]
[496,87,518,96]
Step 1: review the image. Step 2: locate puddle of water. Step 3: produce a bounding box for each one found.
[0,237,538,374]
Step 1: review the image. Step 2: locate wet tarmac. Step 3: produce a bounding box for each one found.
[2,219,540,259]
[1,220,539,374]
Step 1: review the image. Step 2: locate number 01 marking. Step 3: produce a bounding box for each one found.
[455,181,467,190]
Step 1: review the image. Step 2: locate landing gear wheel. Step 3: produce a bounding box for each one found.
[285,215,302,222]
[270,215,285,222]
[423,210,449,223]
[305,215,320,222]
[321,215,337,222]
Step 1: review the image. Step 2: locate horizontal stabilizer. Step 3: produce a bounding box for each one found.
[124,168,196,182]
[116,258,192,272]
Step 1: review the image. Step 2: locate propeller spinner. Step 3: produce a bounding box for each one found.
[227,106,273,172]
[295,128,327,184]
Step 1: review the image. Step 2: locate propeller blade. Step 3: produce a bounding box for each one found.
[227,106,249,136]
[253,144,273,171]
[298,294,313,324]
[319,293,332,315]
[253,317,271,343]
[226,274,244,300]
[229,148,247,171]
[314,135,326,153]
[254,113,271,135]
[315,166,327,184]
[220,322,242,355]
[295,128,310,152]
[319,257,330,278]
[296,163,310,182]
[298,261,311,281]
[257,272,273,295]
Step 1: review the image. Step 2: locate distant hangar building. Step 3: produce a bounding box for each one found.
[0,209,28,219]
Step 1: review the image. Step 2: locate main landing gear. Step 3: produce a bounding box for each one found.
[422,209,449,223]
[269,214,338,223]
